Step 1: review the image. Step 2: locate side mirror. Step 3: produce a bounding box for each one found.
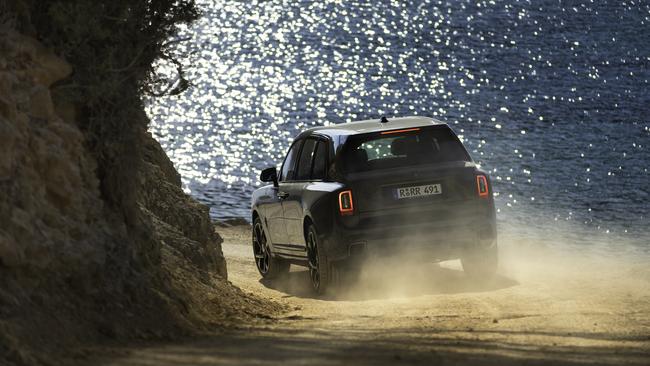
[260,167,279,187]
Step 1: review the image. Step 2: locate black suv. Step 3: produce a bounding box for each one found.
[251,116,497,293]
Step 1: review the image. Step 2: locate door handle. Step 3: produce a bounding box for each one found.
[278,191,289,199]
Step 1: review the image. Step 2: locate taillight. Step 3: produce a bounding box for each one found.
[476,175,489,199]
[338,190,354,215]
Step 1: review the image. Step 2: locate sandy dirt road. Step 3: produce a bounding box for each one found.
[101,225,650,365]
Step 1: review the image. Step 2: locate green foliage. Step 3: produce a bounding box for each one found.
[30,0,199,102]
[3,0,199,225]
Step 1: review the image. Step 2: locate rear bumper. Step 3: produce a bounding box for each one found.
[324,201,497,262]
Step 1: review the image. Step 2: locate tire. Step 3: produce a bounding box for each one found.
[336,260,363,287]
[461,241,498,278]
[305,224,332,294]
[252,217,289,279]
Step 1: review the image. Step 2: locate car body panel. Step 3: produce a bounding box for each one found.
[299,116,444,136]
[279,181,308,245]
[251,186,287,245]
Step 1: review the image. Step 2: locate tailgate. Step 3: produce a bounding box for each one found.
[347,162,479,213]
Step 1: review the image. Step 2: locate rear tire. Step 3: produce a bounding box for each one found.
[461,242,498,278]
[253,217,289,279]
[305,224,332,294]
[336,261,363,287]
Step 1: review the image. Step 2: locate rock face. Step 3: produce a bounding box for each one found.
[0,29,117,279]
[139,130,228,278]
[0,23,273,366]
[0,26,228,281]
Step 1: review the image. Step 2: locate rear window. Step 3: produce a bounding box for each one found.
[340,126,470,173]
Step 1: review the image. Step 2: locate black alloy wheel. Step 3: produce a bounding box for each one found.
[306,224,331,294]
[253,219,270,275]
[306,229,320,289]
[252,217,289,278]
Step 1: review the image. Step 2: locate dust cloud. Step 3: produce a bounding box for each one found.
[326,224,650,304]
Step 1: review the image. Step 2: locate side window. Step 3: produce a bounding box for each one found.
[280,140,302,181]
[295,138,317,181]
[312,140,328,180]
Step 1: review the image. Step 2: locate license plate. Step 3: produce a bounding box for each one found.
[396,184,442,199]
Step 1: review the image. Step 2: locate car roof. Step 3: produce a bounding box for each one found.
[300,116,447,138]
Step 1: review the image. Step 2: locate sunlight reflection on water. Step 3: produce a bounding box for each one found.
[146,0,650,250]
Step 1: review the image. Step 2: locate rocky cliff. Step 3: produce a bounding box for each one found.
[0,3,276,365]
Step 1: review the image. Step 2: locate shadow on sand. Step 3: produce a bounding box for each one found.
[95,325,650,366]
[260,261,519,301]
